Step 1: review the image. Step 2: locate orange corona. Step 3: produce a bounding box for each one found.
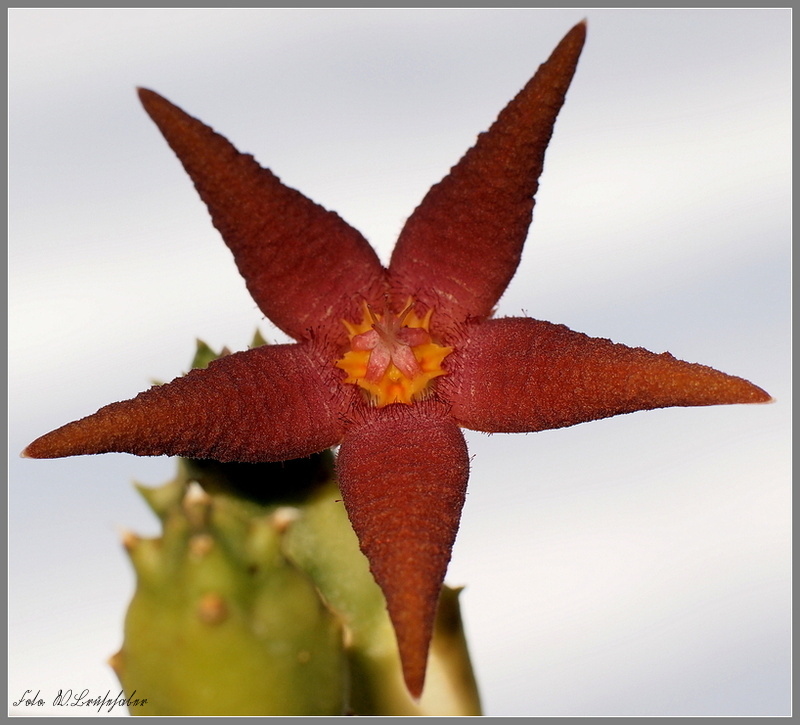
[336,300,452,407]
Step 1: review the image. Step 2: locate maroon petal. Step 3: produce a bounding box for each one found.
[24,344,345,462]
[138,88,386,343]
[336,406,469,698]
[447,318,771,433]
[388,22,586,332]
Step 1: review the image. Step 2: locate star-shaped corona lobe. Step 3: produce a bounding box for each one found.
[24,20,771,699]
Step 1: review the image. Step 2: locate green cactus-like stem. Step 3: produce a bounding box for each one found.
[112,476,347,716]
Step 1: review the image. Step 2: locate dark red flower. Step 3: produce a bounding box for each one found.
[24,22,770,698]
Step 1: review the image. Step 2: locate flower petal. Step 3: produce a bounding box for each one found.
[388,22,586,332]
[24,344,346,462]
[447,318,771,433]
[336,406,469,698]
[138,88,386,343]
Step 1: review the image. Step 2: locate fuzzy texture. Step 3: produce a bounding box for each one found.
[337,408,469,697]
[447,318,770,433]
[25,345,346,462]
[389,23,587,333]
[25,21,770,698]
[137,88,386,345]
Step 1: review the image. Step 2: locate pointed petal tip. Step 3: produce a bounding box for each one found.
[751,389,774,404]
[562,18,587,46]
[740,380,774,404]
[137,87,168,115]
[137,88,171,124]
[21,426,91,460]
[137,87,180,123]
[404,671,424,701]
[394,609,432,700]
[22,436,50,459]
[716,377,772,406]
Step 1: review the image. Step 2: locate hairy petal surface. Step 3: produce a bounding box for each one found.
[447,318,771,433]
[336,407,469,699]
[24,344,345,462]
[389,22,586,333]
[138,89,386,344]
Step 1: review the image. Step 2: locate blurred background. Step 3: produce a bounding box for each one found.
[10,8,789,716]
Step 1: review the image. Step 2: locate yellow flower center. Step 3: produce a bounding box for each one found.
[336,300,452,407]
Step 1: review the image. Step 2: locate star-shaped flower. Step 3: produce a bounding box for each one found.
[24,22,770,698]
